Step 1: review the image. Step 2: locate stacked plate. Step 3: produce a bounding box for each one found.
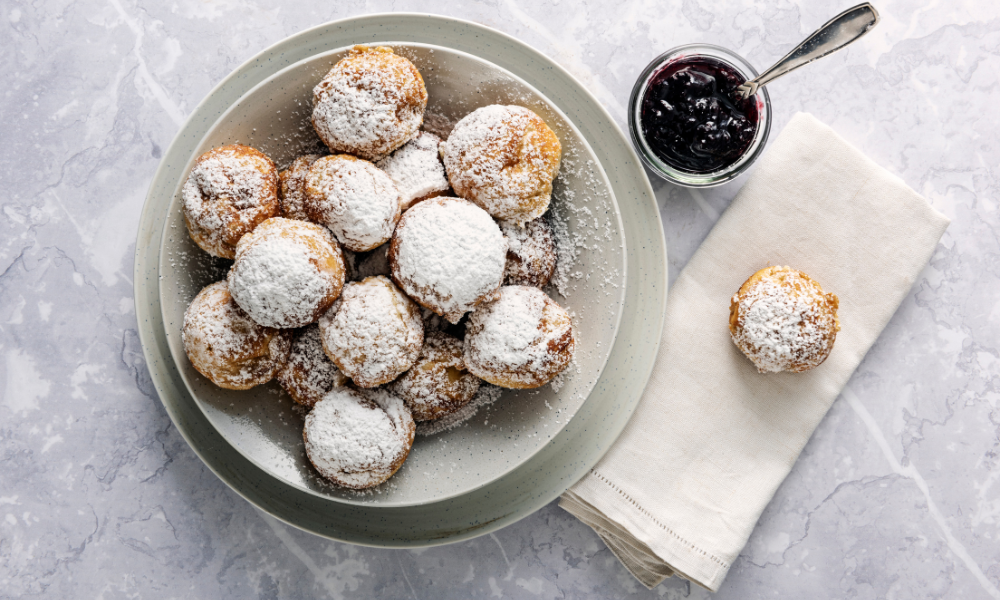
[134,13,667,546]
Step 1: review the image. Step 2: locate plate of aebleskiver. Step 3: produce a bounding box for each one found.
[136,13,666,545]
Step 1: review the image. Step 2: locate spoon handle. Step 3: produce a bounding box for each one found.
[737,3,880,98]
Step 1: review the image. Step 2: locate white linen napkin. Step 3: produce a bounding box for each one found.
[559,112,950,592]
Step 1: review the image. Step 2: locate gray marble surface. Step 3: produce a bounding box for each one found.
[2,0,998,598]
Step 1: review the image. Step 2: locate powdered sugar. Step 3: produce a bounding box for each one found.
[318,276,423,387]
[181,144,279,258]
[227,218,344,328]
[390,197,507,323]
[730,267,839,373]
[359,386,415,436]
[440,105,561,224]
[468,286,545,367]
[311,46,426,161]
[376,131,450,210]
[303,387,414,489]
[305,155,401,252]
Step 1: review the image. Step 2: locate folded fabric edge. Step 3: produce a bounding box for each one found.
[561,472,728,591]
[561,492,676,579]
[560,493,671,589]
[560,499,674,588]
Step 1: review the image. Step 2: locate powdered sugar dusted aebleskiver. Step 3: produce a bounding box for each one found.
[278,153,324,221]
[305,154,401,252]
[303,387,415,490]
[182,280,292,390]
[440,105,561,225]
[500,217,557,287]
[390,331,481,422]
[276,324,348,408]
[311,45,427,161]
[729,266,840,373]
[227,217,346,329]
[318,276,423,388]
[464,285,575,389]
[376,131,450,211]
[181,144,279,259]
[388,197,507,324]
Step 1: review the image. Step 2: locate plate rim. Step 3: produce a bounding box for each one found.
[157,40,629,507]
[134,12,668,547]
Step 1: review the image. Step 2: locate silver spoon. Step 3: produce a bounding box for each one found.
[736,3,880,99]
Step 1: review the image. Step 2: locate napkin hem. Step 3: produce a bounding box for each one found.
[560,492,676,588]
[565,469,729,591]
[588,470,730,572]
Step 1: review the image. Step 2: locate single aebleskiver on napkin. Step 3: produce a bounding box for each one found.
[560,112,950,592]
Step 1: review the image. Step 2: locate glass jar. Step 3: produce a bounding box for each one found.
[628,43,772,188]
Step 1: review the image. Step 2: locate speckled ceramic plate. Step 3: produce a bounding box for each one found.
[158,42,626,507]
[135,13,666,545]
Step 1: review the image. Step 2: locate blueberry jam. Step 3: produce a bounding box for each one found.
[639,56,759,174]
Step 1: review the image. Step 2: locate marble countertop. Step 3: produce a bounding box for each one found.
[2,1,998,598]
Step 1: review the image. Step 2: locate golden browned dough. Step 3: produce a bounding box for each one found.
[182,280,292,390]
[278,153,325,221]
[500,217,557,288]
[181,144,279,259]
[729,266,840,373]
